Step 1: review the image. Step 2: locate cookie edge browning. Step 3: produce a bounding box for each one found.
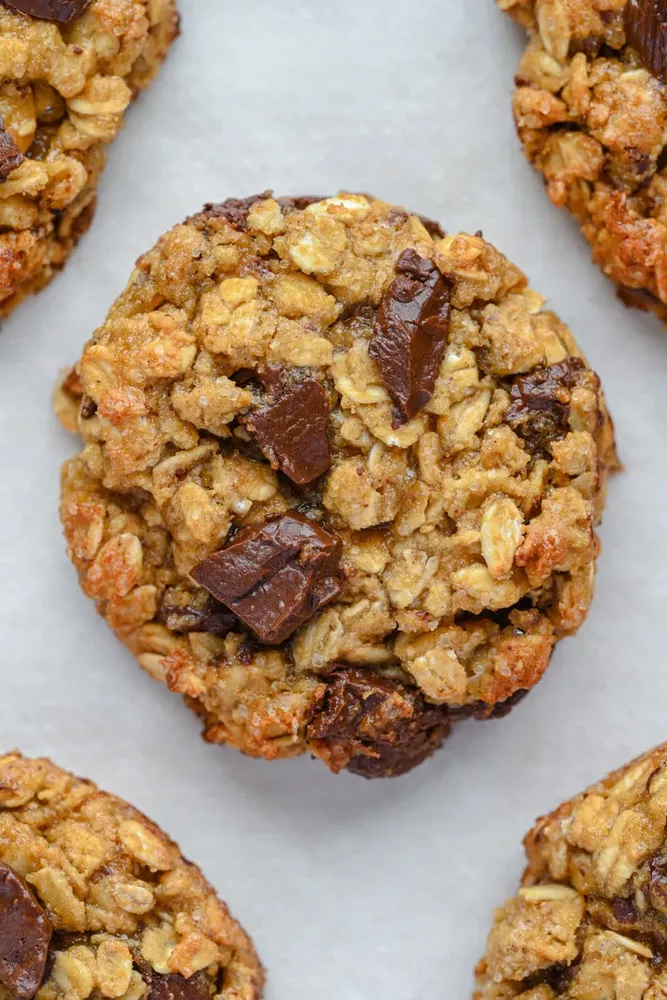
[0,751,265,1000]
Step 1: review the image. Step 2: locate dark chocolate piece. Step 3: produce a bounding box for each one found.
[307,666,451,778]
[0,124,23,182]
[505,357,588,456]
[0,862,52,1000]
[2,0,92,23]
[148,973,211,1000]
[190,512,342,645]
[195,194,325,232]
[624,0,667,84]
[158,590,236,636]
[241,368,331,485]
[417,214,445,239]
[369,248,451,426]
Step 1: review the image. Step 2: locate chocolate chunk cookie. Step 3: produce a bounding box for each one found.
[499,0,667,321]
[0,0,178,318]
[56,193,617,778]
[0,752,263,1000]
[475,742,667,999]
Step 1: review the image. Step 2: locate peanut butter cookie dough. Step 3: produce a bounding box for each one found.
[0,752,263,1000]
[475,741,667,999]
[56,193,617,778]
[499,0,667,320]
[0,0,178,317]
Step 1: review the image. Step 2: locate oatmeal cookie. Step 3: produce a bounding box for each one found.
[498,0,667,320]
[0,751,263,1000]
[56,192,617,778]
[474,741,667,999]
[0,0,178,318]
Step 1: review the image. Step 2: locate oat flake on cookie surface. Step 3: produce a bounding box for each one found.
[499,0,667,320]
[475,740,667,999]
[0,752,263,1000]
[56,192,617,778]
[0,0,178,317]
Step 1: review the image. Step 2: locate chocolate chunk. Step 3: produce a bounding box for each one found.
[0,124,23,183]
[307,666,451,778]
[190,512,343,645]
[158,590,236,636]
[625,0,667,84]
[147,973,211,1000]
[2,0,92,23]
[241,367,331,485]
[417,214,445,239]
[195,192,273,232]
[79,395,97,420]
[277,195,326,212]
[505,357,587,456]
[196,193,326,232]
[648,855,667,914]
[369,248,451,426]
[617,283,664,313]
[0,862,52,1000]
[612,897,639,924]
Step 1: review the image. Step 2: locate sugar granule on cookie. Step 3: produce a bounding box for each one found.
[56,192,617,779]
[475,740,667,998]
[499,0,667,321]
[0,0,179,318]
[0,752,263,1000]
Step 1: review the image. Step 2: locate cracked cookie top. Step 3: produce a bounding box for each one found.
[475,741,667,999]
[0,0,178,315]
[58,193,616,778]
[0,752,262,1000]
[499,0,667,318]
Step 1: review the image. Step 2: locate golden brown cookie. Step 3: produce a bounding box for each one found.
[475,741,667,998]
[56,192,617,778]
[0,751,263,1000]
[0,0,178,317]
[499,0,667,321]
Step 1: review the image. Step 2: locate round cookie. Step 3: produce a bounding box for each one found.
[57,192,617,778]
[0,751,263,1000]
[499,0,667,319]
[475,742,667,999]
[0,0,178,317]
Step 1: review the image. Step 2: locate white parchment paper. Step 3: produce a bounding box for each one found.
[2,2,667,997]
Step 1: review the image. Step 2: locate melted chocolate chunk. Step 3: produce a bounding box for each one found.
[0,125,23,182]
[241,367,331,485]
[190,512,342,645]
[417,214,445,239]
[617,283,664,313]
[158,590,236,636]
[307,666,451,778]
[2,0,92,22]
[0,862,52,1000]
[505,357,587,456]
[625,0,667,84]
[369,248,451,426]
[79,395,97,420]
[147,973,211,1000]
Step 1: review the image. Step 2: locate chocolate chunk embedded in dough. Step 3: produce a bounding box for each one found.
[505,357,588,456]
[369,248,451,426]
[0,125,23,182]
[190,512,342,644]
[624,0,667,84]
[241,368,331,485]
[0,862,52,1000]
[2,0,92,23]
[307,666,451,778]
